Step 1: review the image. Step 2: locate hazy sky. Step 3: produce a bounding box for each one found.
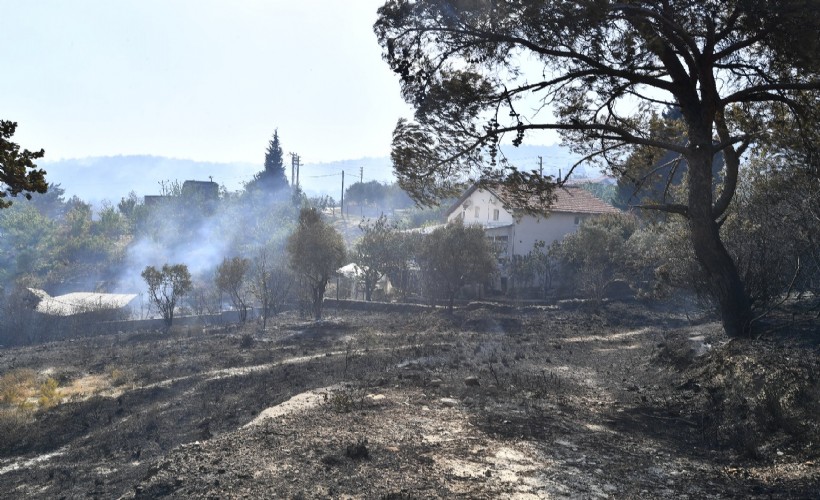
[0,1,416,164]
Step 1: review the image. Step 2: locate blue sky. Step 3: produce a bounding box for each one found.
[0,1,415,164]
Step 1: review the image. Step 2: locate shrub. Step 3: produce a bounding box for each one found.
[38,377,62,408]
[0,368,37,406]
[555,213,638,300]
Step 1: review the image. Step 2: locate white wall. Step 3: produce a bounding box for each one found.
[447,188,514,226]
[510,213,585,256]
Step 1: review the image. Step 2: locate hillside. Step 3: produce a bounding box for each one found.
[0,303,817,498]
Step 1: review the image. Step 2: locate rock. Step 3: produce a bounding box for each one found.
[429,378,444,387]
[440,398,459,407]
[464,376,480,387]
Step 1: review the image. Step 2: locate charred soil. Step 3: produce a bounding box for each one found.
[0,302,817,498]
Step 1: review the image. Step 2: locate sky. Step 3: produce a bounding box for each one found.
[0,1,416,165]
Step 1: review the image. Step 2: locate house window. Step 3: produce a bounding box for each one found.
[493,209,500,221]
[574,216,581,225]
[474,206,480,218]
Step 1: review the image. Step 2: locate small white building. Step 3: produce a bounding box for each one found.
[445,184,620,292]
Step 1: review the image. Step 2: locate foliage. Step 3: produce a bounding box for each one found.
[417,218,496,310]
[287,208,346,320]
[117,191,143,233]
[721,160,820,312]
[141,264,193,328]
[0,202,58,282]
[353,215,405,301]
[0,120,47,209]
[555,214,638,301]
[60,199,116,260]
[375,0,820,337]
[508,240,559,298]
[215,256,252,322]
[383,231,422,300]
[345,181,414,210]
[308,194,336,213]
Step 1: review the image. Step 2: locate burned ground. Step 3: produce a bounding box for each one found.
[0,302,817,498]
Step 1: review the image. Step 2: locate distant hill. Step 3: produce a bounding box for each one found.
[40,156,258,204]
[39,145,594,205]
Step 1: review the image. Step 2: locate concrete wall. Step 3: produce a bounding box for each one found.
[102,309,257,332]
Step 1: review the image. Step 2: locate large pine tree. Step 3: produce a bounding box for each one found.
[376,0,820,338]
[248,129,289,194]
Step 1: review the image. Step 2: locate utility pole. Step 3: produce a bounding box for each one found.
[538,156,543,177]
[290,153,301,190]
[340,170,345,219]
[359,166,364,217]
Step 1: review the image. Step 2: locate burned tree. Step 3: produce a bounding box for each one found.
[251,245,295,329]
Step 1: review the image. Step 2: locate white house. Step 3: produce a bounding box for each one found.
[446,184,620,256]
[445,184,620,291]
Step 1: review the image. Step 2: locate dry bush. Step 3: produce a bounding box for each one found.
[0,368,37,406]
[38,377,62,408]
[323,387,366,414]
[683,340,819,459]
[109,367,134,387]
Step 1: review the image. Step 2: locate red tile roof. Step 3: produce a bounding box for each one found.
[446,184,619,217]
[549,186,621,214]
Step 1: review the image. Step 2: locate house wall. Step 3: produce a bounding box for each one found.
[511,212,587,256]
[447,189,514,226]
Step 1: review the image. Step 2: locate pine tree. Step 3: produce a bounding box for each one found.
[248,129,289,193]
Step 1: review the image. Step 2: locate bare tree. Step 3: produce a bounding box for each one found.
[251,245,295,329]
[215,256,251,322]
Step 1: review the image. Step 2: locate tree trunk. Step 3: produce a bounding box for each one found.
[688,152,753,337]
[313,281,326,320]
